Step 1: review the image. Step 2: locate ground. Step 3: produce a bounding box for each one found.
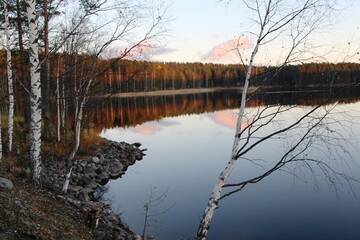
[0,177,95,240]
[0,139,144,240]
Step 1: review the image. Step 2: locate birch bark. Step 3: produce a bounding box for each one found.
[26,0,42,183]
[3,0,15,153]
[63,79,94,193]
[196,38,262,240]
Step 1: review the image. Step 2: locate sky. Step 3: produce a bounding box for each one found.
[143,0,360,64]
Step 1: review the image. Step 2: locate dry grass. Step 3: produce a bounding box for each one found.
[42,128,106,159]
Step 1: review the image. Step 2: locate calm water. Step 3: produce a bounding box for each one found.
[94,88,360,240]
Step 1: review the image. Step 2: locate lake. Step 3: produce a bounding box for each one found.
[90,88,360,239]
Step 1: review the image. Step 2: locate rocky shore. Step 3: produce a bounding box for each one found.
[0,139,146,240]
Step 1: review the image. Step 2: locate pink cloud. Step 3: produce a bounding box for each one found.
[130,120,179,136]
[209,110,250,129]
[131,122,161,136]
[209,110,237,129]
[202,36,253,63]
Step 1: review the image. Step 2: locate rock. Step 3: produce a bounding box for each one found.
[92,156,100,164]
[0,177,14,190]
[135,154,143,161]
[133,142,141,148]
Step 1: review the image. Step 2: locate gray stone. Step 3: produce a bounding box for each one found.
[92,156,100,164]
[0,177,14,190]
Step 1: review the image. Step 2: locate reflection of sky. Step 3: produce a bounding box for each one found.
[207,110,238,129]
[126,119,180,136]
[101,103,360,240]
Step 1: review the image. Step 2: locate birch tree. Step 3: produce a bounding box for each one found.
[25,0,42,183]
[62,0,168,193]
[197,0,335,239]
[3,0,15,153]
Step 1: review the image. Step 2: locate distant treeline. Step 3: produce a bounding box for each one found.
[98,61,360,93]
[1,50,360,98]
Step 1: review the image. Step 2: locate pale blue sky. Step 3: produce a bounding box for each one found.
[150,0,360,63]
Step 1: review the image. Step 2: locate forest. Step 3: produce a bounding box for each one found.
[2,52,360,97]
[1,0,360,240]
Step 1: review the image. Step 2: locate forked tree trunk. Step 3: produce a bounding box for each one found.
[63,79,94,193]
[196,41,260,240]
[26,0,42,184]
[3,0,15,153]
[62,97,84,193]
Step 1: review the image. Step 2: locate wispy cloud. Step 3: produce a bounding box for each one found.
[201,36,253,63]
[103,42,177,61]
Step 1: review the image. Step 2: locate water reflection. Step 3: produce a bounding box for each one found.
[95,88,360,240]
[87,87,360,131]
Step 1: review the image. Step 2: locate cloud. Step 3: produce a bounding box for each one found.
[102,42,177,61]
[151,47,178,56]
[209,110,237,129]
[130,119,179,136]
[201,36,253,63]
[131,123,161,136]
[208,110,250,129]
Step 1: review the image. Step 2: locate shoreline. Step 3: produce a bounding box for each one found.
[99,84,360,99]
[0,139,146,240]
[101,86,259,98]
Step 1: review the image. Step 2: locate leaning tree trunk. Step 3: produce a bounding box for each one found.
[3,0,15,153]
[62,95,85,193]
[26,0,42,184]
[196,41,260,240]
[63,79,94,193]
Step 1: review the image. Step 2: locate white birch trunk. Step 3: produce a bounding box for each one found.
[196,41,260,240]
[3,0,15,153]
[26,0,42,184]
[62,99,84,193]
[62,166,73,192]
[63,79,94,193]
